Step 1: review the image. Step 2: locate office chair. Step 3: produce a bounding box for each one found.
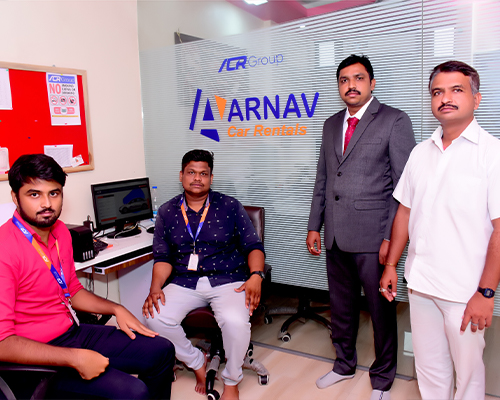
[0,364,57,400]
[0,311,111,400]
[264,288,331,342]
[180,205,270,400]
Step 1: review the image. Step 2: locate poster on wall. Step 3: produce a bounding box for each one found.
[0,68,13,110]
[46,73,82,126]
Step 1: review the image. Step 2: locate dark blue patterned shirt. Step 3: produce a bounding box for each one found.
[153,190,265,289]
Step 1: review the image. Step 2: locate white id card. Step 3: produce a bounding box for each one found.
[188,253,199,271]
[66,300,80,326]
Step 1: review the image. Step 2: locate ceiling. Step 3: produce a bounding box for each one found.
[227,0,377,24]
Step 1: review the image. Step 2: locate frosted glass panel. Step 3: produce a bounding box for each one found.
[140,0,500,309]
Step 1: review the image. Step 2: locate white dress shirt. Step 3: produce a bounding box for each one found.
[393,118,500,302]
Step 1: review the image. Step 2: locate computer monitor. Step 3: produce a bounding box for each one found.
[91,177,153,239]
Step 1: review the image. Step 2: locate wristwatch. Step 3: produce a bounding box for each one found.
[250,271,265,280]
[477,286,495,298]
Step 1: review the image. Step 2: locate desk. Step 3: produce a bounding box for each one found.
[75,228,153,275]
[75,228,155,323]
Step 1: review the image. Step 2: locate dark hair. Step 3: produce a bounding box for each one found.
[429,61,480,95]
[336,54,374,81]
[8,154,67,194]
[181,149,214,174]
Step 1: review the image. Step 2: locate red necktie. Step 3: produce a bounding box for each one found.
[344,117,359,154]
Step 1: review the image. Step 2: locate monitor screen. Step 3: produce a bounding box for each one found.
[91,177,153,238]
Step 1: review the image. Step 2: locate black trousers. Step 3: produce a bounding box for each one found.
[326,241,398,391]
[45,323,175,399]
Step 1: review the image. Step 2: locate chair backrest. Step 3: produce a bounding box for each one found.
[243,206,264,244]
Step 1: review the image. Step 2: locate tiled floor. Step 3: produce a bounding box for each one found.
[171,345,422,400]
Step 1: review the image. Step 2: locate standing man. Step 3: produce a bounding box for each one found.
[0,154,175,400]
[381,61,500,399]
[143,149,265,400]
[307,54,415,400]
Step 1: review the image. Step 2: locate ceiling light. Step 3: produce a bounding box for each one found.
[243,0,268,5]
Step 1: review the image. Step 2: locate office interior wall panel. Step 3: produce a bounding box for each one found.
[140,0,500,304]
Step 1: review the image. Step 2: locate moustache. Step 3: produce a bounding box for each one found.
[345,89,361,96]
[37,208,55,215]
[438,103,458,111]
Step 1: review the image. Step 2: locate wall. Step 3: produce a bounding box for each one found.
[138,0,271,50]
[0,0,146,300]
[0,0,146,222]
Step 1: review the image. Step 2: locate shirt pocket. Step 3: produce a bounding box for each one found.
[446,173,485,213]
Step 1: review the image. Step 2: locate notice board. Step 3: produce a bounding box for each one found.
[0,62,94,181]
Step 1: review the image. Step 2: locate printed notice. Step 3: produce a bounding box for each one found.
[0,69,13,110]
[44,144,73,168]
[0,147,9,173]
[46,73,81,126]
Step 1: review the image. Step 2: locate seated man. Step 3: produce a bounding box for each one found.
[0,154,175,400]
[143,149,265,400]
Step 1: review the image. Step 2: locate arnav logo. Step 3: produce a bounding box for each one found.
[189,89,320,142]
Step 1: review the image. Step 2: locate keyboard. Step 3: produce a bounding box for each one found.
[93,238,109,253]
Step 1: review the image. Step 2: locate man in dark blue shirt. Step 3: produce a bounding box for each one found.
[142,149,265,400]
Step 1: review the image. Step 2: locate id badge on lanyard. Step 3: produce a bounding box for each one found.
[12,216,80,326]
[180,195,210,271]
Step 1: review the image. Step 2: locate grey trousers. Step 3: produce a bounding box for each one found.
[146,277,251,386]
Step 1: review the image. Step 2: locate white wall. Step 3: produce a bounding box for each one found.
[0,0,146,301]
[0,0,146,226]
[138,0,271,50]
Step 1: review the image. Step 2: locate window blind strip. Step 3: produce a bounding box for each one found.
[140,0,500,301]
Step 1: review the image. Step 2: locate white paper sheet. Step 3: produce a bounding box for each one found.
[44,144,73,168]
[0,202,16,226]
[0,68,13,110]
[0,147,9,173]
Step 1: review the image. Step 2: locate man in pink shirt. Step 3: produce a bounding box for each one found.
[0,154,174,399]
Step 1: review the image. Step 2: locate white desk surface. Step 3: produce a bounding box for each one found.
[75,228,154,272]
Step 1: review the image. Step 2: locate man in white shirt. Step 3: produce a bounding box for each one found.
[380,60,500,399]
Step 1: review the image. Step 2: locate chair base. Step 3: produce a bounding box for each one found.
[264,295,331,342]
[174,340,270,400]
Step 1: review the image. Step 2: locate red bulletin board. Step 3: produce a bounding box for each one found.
[0,62,94,181]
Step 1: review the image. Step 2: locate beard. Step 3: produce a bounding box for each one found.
[18,205,61,228]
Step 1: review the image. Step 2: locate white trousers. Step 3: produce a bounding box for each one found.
[146,277,250,386]
[409,290,486,400]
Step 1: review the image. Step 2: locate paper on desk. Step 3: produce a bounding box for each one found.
[0,68,13,110]
[0,202,16,226]
[0,147,9,173]
[44,144,73,168]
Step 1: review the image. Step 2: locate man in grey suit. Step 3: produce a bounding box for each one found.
[306,54,415,400]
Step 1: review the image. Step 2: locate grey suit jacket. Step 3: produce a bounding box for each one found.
[308,97,416,253]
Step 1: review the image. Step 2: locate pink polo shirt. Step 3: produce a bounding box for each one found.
[0,211,84,343]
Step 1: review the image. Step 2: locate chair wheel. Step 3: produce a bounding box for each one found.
[246,343,254,358]
[258,375,269,385]
[280,332,291,342]
[264,316,273,324]
[207,390,220,400]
